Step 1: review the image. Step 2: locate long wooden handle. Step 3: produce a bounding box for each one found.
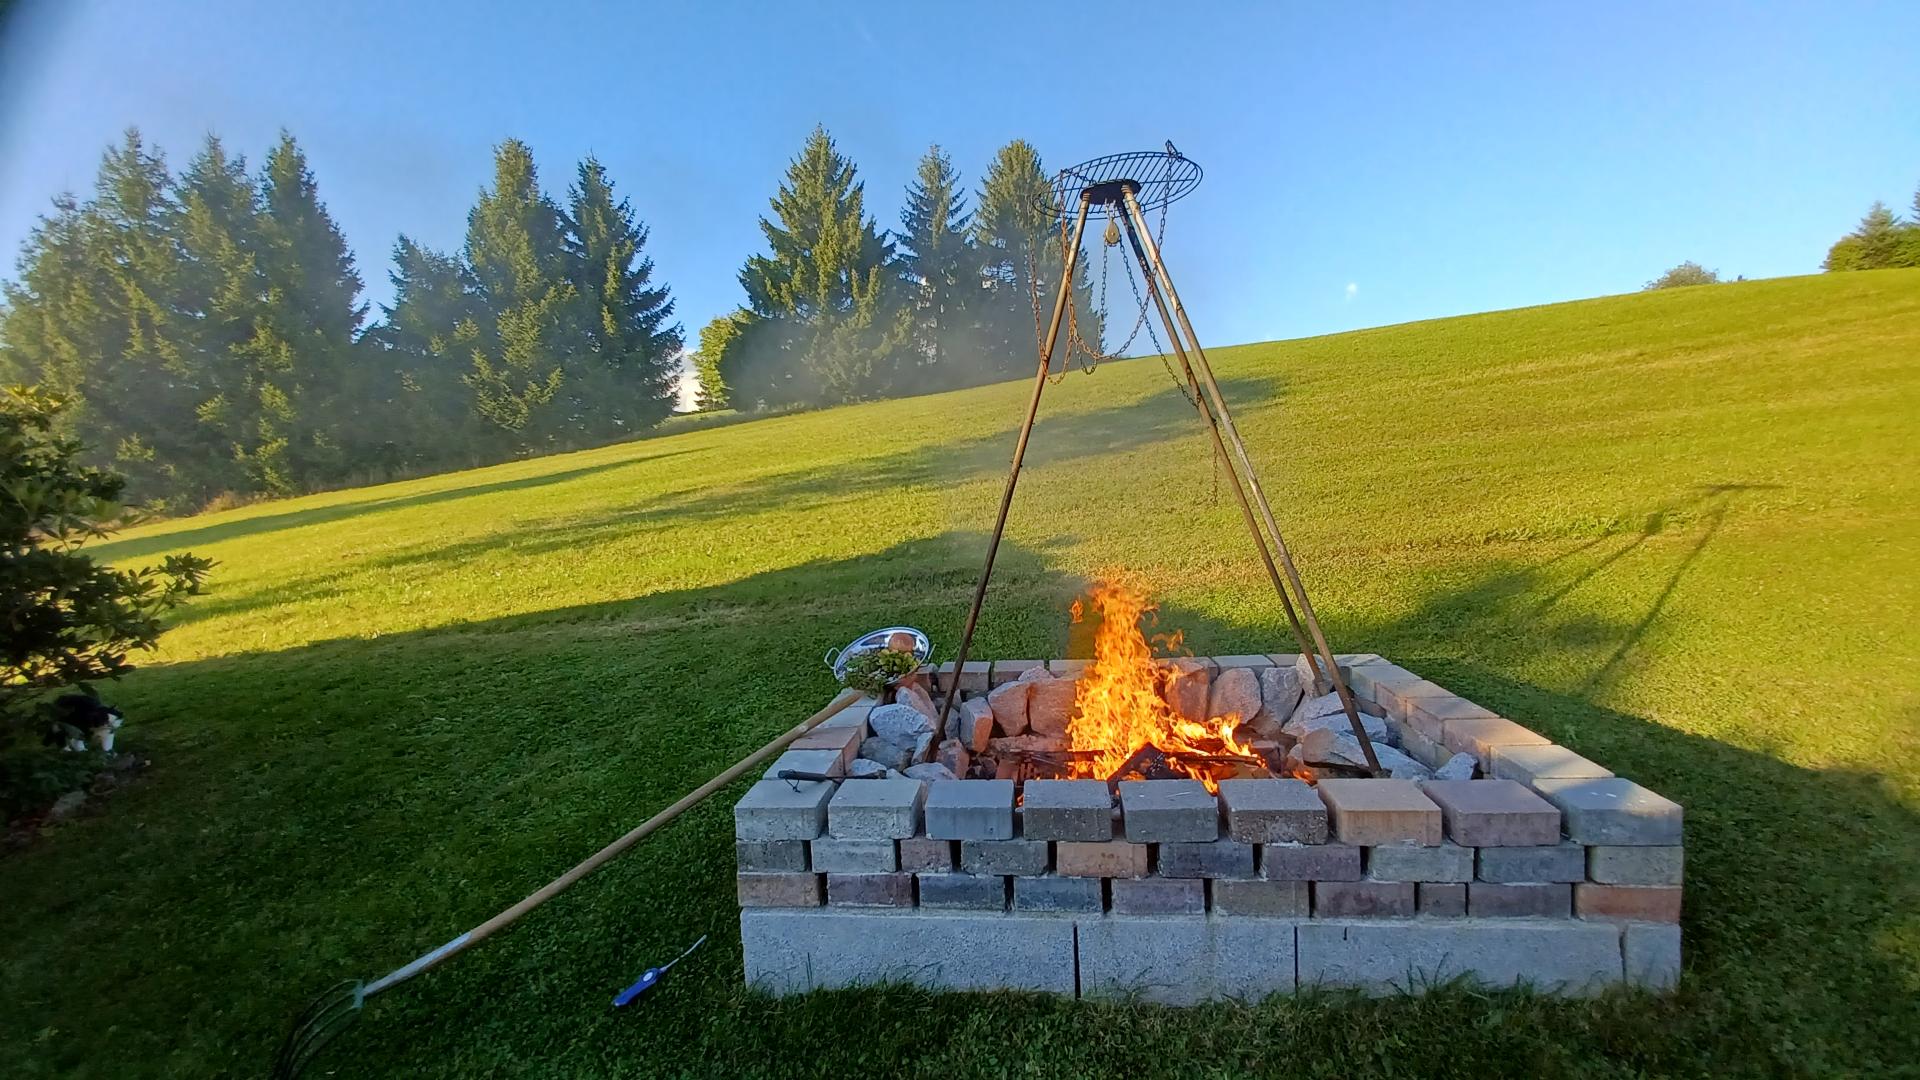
[364,688,863,996]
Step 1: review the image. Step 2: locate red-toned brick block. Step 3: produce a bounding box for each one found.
[737,872,823,908]
[1575,883,1682,922]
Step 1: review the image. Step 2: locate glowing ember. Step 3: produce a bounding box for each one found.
[1062,578,1264,791]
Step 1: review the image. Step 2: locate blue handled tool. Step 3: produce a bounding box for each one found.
[613,935,707,1007]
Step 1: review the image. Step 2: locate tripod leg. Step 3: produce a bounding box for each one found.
[936,194,1094,736]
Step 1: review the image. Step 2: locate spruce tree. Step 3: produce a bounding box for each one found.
[372,236,486,467]
[897,145,982,387]
[692,310,752,411]
[563,157,681,434]
[974,140,1056,377]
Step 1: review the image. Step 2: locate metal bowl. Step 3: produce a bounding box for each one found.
[825,626,933,683]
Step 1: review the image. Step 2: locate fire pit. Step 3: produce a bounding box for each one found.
[734,587,1683,1002]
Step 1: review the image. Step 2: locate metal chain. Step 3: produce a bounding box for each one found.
[1025,189,1169,383]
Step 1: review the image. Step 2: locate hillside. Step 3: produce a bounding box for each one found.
[5,270,1919,1077]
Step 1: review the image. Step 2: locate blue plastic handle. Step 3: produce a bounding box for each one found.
[613,968,662,1007]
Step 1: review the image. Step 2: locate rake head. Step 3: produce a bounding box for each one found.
[270,980,366,1079]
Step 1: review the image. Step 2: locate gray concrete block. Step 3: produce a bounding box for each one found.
[1418,779,1562,846]
[1212,878,1310,917]
[1488,744,1612,788]
[808,837,898,874]
[1109,877,1206,915]
[933,660,991,693]
[1076,915,1298,1004]
[1440,716,1551,766]
[1408,694,1498,740]
[960,837,1050,876]
[1468,882,1570,918]
[923,779,1015,840]
[1366,841,1474,882]
[1313,881,1415,918]
[1119,780,1219,842]
[1297,919,1623,995]
[826,776,925,839]
[741,909,1075,994]
[1047,658,1089,677]
[1157,839,1256,879]
[736,840,809,873]
[1535,778,1683,845]
[1219,778,1328,843]
[914,872,1006,910]
[788,723,864,772]
[988,660,1044,686]
[1391,719,1453,770]
[817,702,873,731]
[1260,842,1362,881]
[734,779,836,841]
[1623,921,1682,990]
[1477,842,1586,883]
[825,873,913,907]
[1210,654,1276,669]
[737,872,823,907]
[1417,883,1466,917]
[1020,780,1114,841]
[1014,874,1104,913]
[898,836,955,874]
[1587,845,1684,885]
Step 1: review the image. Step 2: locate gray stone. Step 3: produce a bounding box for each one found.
[954,698,995,752]
[1164,658,1212,722]
[1489,744,1613,788]
[1021,779,1114,841]
[742,909,1075,994]
[1219,778,1328,844]
[924,779,1015,840]
[1419,779,1562,846]
[1295,652,1338,697]
[762,748,848,780]
[914,872,1006,910]
[1014,875,1105,913]
[1295,730,1429,778]
[1256,665,1304,735]
[986,680,1031,736]
[911,731,936,765]
[1260,842,1362,881]
[809,837,898,874]
[1109,877,1206,915]
[1534,778,1683,845]
[1297,919,1623,995]
[857,736,912,773]
[845,758,890,779]
[1468,882,1570,918]
[1313,881,1416,917]
[1433,752,1478,781]
[1367,841,1474,882]
[960,837,1050,876]
[1076,915,1297,1004]
[1207,666,1263,725]
[894,682,940,725]
[1119,780,1219,842]
[868,703,935,750]
[1211,879,1310,917]
[1416,883,1467,917]
[826,776,925,839]
[826,873,914,907]
[1587,845,1684,885]
[934,738,970,776]
[736,840,809,873]
[1026,675,1078,736]
[1477,842,1586,883]
[1624,922,1682,990]
[903,762,956,782]
[1157,839,1255,879]
[898,836,954,873]
[1283,702,1389,742]
[734,778,836,841]
[1288,690,1345,729]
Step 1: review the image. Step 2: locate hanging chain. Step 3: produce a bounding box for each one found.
[1025,185,1169,384]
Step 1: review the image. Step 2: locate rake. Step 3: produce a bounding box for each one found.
[271,686,863,1078]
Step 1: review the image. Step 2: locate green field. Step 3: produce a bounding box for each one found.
[4,270,1918,1078]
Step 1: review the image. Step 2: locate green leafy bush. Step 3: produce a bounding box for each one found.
[838,648,919,695]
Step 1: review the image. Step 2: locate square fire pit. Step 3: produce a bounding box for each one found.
[735,652,1683,1002]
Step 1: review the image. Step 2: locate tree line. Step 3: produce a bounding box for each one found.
[0,131,680,509]
[1822,183,1920,272]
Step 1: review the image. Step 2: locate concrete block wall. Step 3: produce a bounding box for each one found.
[735,655,1684,1000]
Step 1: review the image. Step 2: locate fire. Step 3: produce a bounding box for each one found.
[1062,578,1263,791]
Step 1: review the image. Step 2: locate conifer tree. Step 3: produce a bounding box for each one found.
[896,145,981,387]
[975,140,1101,376]
[692,309,752,411]
[372,236,486,467]
[563,157,681,433]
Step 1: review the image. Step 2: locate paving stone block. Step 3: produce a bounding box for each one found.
[1366,841,1474,882]
[1157,839,1256,879]
[1219,778,1328,843]
[1419,779,1563,846]
[817,701,874,731]
[1469,882,1571,917]
[737,872,822,907]
[1021,780,1114,841]
[1047,658,1089,677]
[933,660,991,693]
[763,748,849,780]
[1408,694,1498,740]
[1297,919,1623,995]
[1390,719,1453,770]
[1346,662,1423,702]
[736,840,809,873]
[1535,778,1684,845]
[1317,779,1442,846]
[1119,780,1220,842]
[1260,842,1362,881]
[1370,677,1454,723]
[1587,845,1684,885]
[826,873,914,907]
[988,660,1045,686]
[826,776,925,839]
[1109,877,1206,915]
[1477,842,1586,883]
[1624,922,1682,990]
[1212,878,1310,917]
[898,836,955,874]
[1014,874,1105,913]
[1575,883,1682,922]
[1488,744,1613,788]
[960,837,1050,876]
[1210,654,1276,669]
[1055,840,1150,879]
[808,837,898,874]
[1313,880,1416,917]
[734,779,836,841]
[1076,915,1298,1004]
[1441,717,1551,765]
[788,724,863,773]
[914,872,1006,910]
[1263,652,1304,668]
[742,909,1075,994]
[1417,883,1467,917]
[923,779,1015,840]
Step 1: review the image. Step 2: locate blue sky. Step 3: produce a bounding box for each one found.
[3,0,1916,359]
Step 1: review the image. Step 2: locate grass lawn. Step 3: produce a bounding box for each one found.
[4,270,1918,1078]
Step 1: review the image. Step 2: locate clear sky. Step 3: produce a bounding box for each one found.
[3,0,1916,360]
